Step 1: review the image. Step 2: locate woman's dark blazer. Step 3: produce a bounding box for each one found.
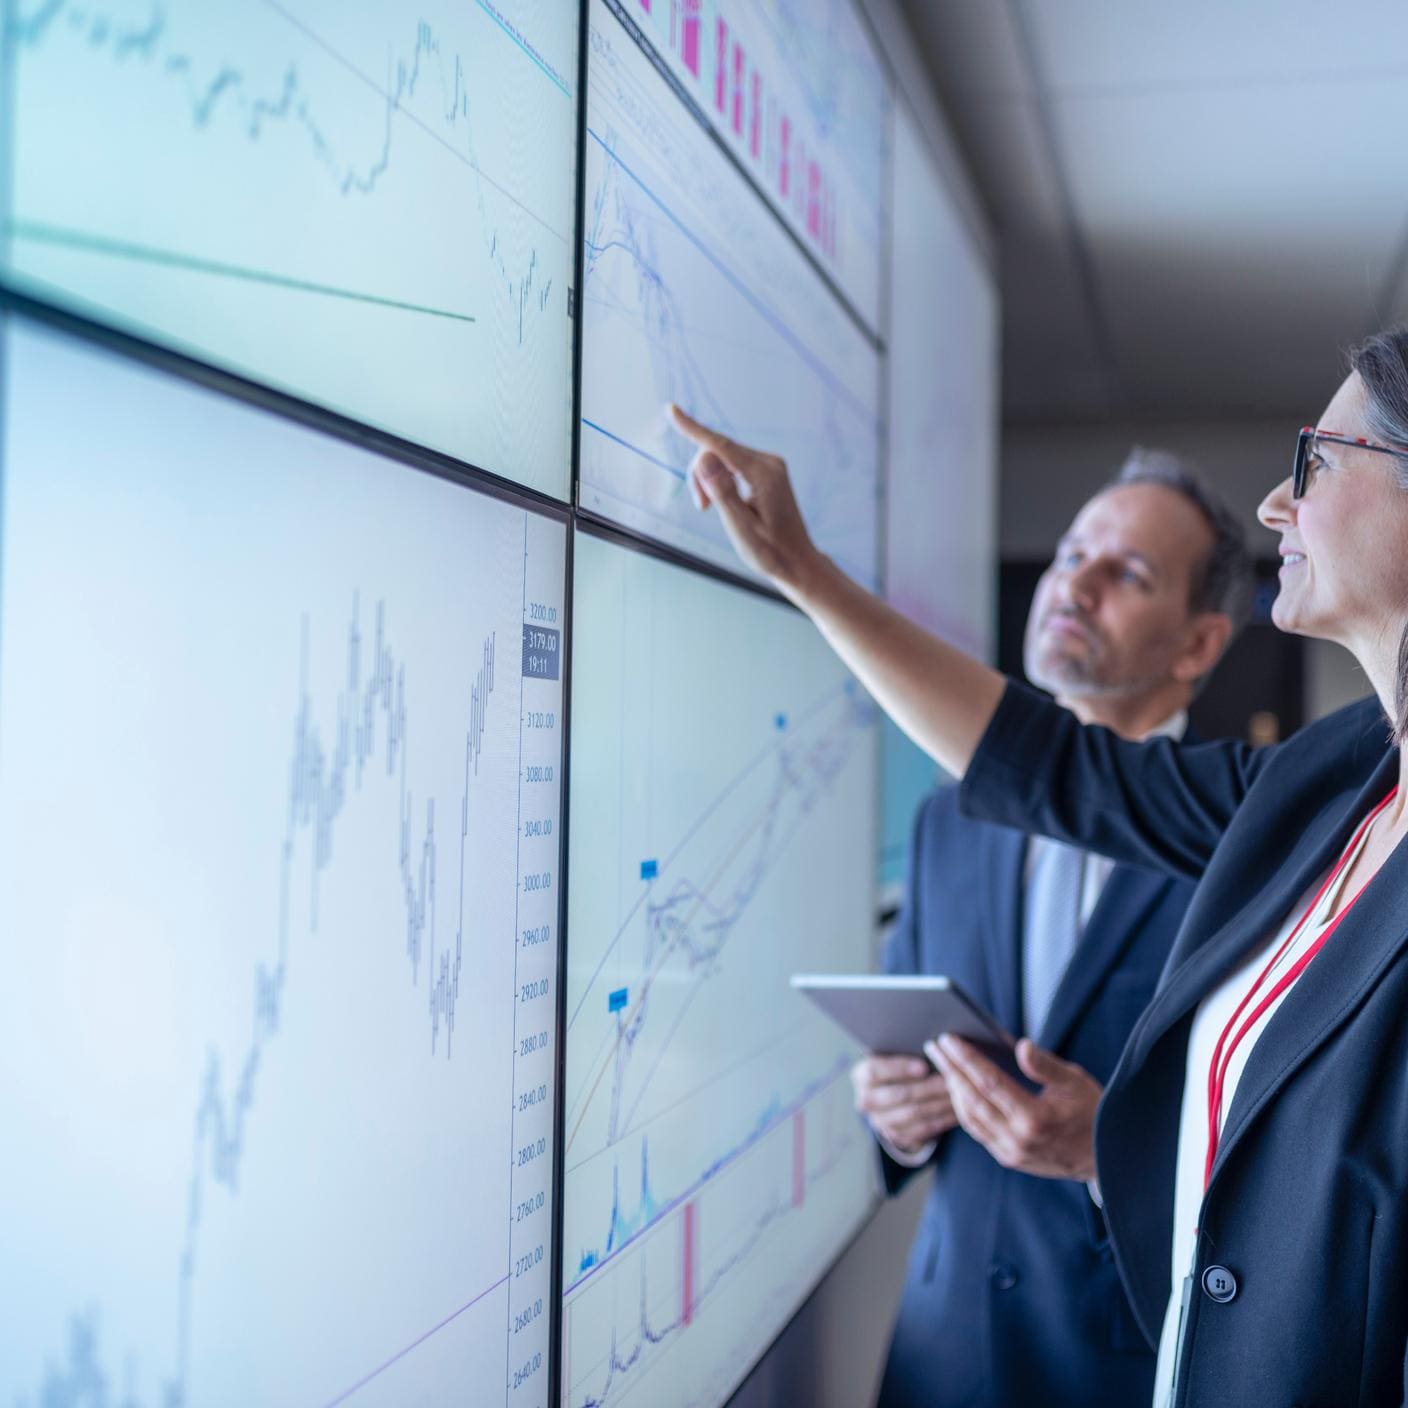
[960,682,1408,1408]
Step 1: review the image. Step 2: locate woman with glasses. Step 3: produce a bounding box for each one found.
[670,329,1408,1407]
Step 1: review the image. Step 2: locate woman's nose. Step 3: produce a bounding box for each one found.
[1258,475,1296,529]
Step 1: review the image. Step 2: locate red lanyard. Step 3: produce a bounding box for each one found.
[1202,787,1397,1190]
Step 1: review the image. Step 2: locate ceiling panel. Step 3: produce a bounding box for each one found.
[898,0,1408,423]
[1021,0,1408,92]
[1051,77,1408,409]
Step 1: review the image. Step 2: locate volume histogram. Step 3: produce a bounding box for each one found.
[617,0,890,330]
[0,317,565,1407]
[578,0,882,589]
[2,0,578,497]
[561,534,879,1408]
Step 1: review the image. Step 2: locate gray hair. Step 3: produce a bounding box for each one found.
[1103,447,1255,632]
[1350,328,1408,742]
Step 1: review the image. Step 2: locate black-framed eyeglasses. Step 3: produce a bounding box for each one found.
[1293,426,1408,499]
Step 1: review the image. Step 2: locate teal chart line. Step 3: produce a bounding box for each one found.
[6,220,479,322]
[471,0,570,96]
[24,597,501,1408]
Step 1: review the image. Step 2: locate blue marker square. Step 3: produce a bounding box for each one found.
[640,859,658,880]
[775,713,787,730]
[608,988,629,1013]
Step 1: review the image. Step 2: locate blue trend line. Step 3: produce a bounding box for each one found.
[581,418,686,481]
[585,125,875,428]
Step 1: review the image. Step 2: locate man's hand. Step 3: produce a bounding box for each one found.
[668,404,822,598]
[926,1035,1101,1182]
[851,1054,957,1154]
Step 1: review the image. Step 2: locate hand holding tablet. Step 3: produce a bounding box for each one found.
[790,973,1026,1084]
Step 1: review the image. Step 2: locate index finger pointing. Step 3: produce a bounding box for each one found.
[669,403,734,455]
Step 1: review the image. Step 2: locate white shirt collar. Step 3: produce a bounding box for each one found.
[1143,709,1189,743]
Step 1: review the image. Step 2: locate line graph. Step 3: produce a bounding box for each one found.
[566,1082,861,1408]
[287,602,497,1061]
[562,676,868,1160]
[570,1059,851,1288]
[3,0,578,495]
[0,319,566,1407]
[579,0,881,588]
[562,535,879,1408]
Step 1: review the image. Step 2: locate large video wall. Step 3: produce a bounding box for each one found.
[0,3,997,1406]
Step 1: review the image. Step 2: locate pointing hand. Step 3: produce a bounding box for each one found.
[668,404,821,599]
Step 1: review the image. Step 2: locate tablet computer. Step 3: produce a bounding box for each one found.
[790,973,1024,1082]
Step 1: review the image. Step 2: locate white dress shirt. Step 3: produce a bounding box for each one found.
[1150,808,1380,1406]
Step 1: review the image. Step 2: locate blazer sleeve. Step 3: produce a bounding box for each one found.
[959,681,1271,884]
[874,793,946,1196]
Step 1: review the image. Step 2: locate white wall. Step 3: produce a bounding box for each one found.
[1000,417,1289,558]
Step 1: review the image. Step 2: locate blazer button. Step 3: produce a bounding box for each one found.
[1201,1265,1237,1303]
[989,1262,1019,1291]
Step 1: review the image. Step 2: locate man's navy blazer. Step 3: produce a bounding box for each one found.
[877,780,1197,1408]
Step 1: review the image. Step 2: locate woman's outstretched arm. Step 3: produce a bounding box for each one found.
[670,404,1005,779]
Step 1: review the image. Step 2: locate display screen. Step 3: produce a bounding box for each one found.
[561,531,879,1408]
[878,718,941,897]
[621,0,890,330]
[578,0,882,588]
[884,100,998,661]
[1,0,578,498]
[878,102,998,895]
[0,317,565,1406]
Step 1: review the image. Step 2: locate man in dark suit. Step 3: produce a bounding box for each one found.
[856,451,1252,1408]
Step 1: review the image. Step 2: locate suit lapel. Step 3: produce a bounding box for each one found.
[1038,865,1167,1053]
[982,826,1026,1038]
[1117,753,1398,1076]
[1209,806,1408,1186]
[1115,760,1391,1075]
